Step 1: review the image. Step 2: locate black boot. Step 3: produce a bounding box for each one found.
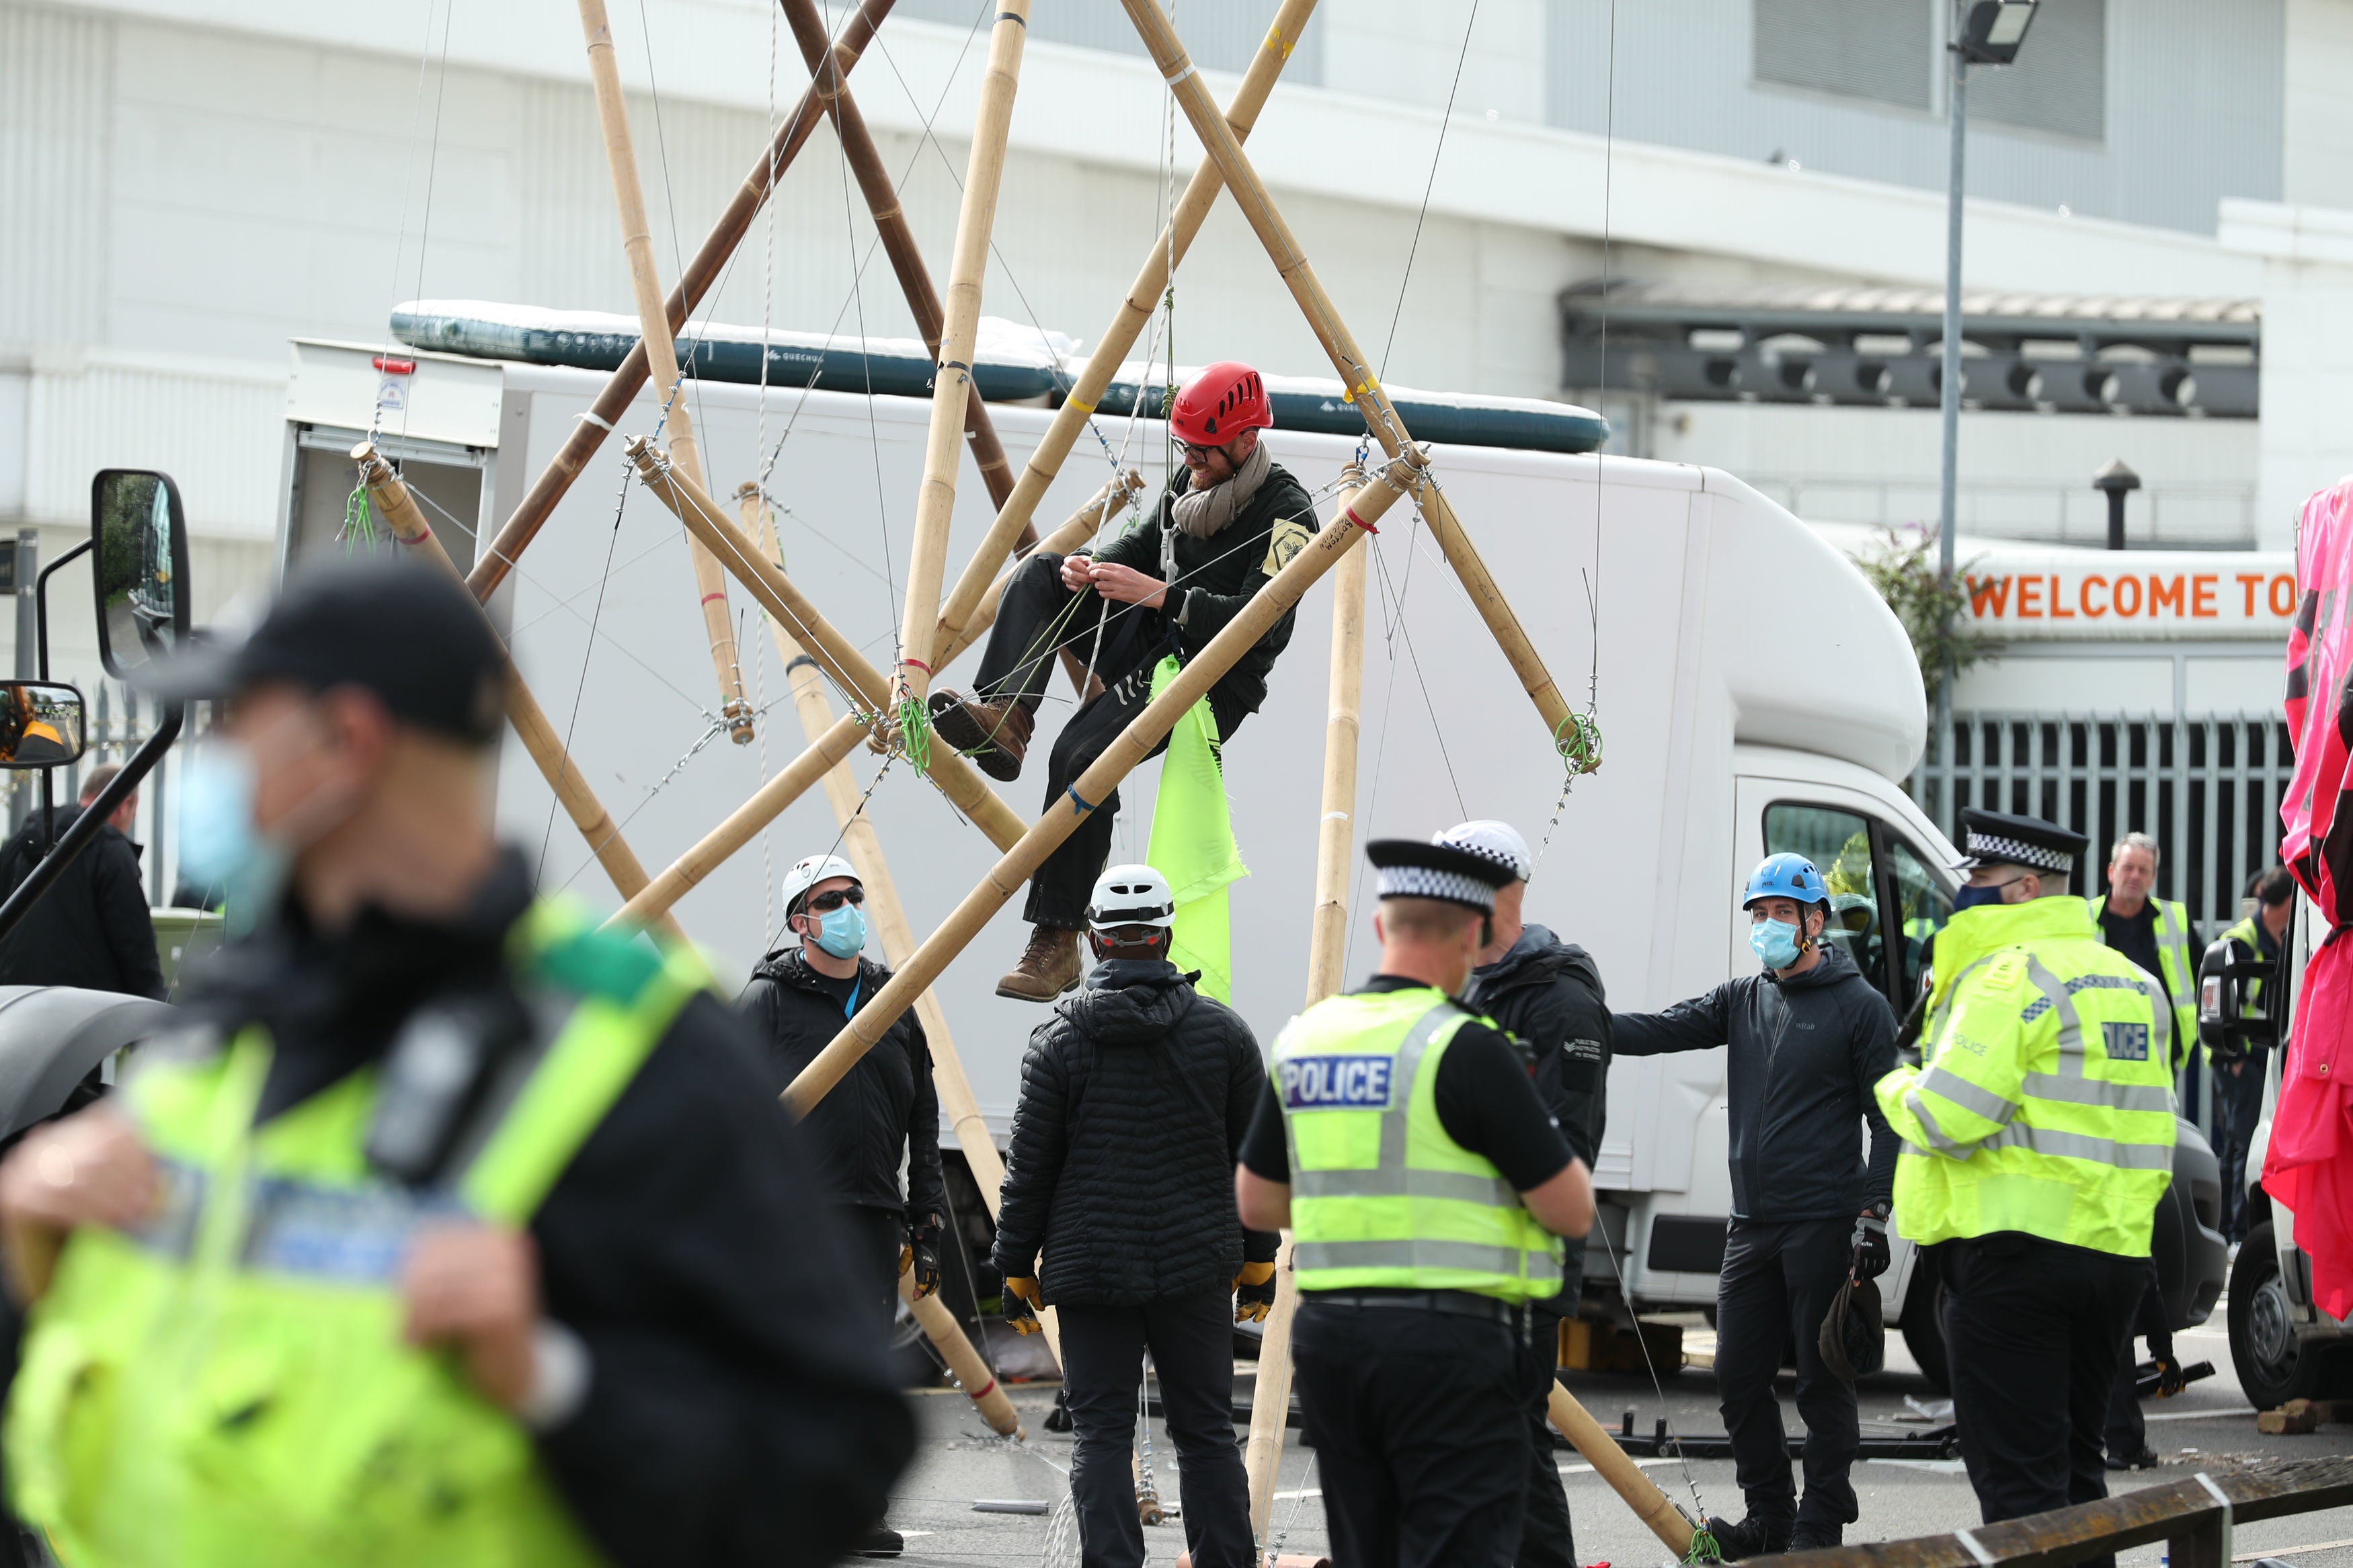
[1707,1514,1793,1561]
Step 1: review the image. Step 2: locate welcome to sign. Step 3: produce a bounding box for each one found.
[1957,551,2296,641]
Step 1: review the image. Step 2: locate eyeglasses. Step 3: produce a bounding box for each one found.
[804,886,865,914]
[1181,442,1216,460]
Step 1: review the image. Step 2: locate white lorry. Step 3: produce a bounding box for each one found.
[274,333,2223,1370]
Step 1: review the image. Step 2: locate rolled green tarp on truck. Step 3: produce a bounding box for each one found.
[389,301,1608,456]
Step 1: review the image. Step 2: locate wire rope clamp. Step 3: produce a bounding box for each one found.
[721,696,756,747]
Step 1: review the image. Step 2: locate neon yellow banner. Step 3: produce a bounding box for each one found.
[1145,656,1248,1001]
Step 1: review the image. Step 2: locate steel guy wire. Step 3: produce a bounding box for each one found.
[536,452,639,879]
[1591,1203,1718,1553]
[369,0,449,452]
[1378,0,1480,380]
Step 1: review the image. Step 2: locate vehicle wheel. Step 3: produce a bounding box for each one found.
[1900,1275,1950,1395]
[2230,1221,2331,1409]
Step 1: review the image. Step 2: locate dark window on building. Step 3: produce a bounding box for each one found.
[889,0,1322,84]
[1753,0,1934,110]
[1969,0,2104,142]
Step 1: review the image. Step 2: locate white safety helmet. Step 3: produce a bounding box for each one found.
[781,854,861,920]
[1433,819,1532,884]
[1086,864,1177,932]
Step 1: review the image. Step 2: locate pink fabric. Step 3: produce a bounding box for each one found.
[2269,479,2353,1317]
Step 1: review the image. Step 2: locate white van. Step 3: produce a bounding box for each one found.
[276,335,2221,1368]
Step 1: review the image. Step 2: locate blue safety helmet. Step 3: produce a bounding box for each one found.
[1743,852,1829,911]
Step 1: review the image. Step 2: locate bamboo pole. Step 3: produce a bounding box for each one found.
[1548,1385,1696,1557]
[352,443,683,942]
[774,0,1095,698]
[902,1265,1027,1438]
[1113,0,1576,751]
[744,484,1065,1370]
[1243,483,1371,1540]
[467,0,897,604]
[894,0,1032,706]
[602,473,1139,934]
[783,462,1414,1117]
[621,438,1029,852]
[576,0,753,746]
[930,0,1321,657]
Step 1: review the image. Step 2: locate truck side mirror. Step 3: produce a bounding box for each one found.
[90,469,191,680]
[2198,936,2276,1061]
[0,682,87,769]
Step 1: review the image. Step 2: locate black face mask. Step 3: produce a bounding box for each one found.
[1954,878,2019,912]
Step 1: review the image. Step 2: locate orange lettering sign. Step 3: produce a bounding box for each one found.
[1968,575,2011,617]
[2192,575,2218,617]
[2019,577,2044,617]
[2274,575,2298,618]
[2151,576,2186,616]
[2081,575,2108,618]
[2050,574,2075,618]
[2239,573,2266,616]
[2114,575,2143,616]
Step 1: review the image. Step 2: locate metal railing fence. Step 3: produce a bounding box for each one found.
[3,679,196,905]
[1909,710,2295,943]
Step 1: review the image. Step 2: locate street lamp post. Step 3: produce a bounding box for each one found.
[1933,0,2038,819]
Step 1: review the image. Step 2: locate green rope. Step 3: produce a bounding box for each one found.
[895,692,932,776]
[341,482,380,553]
[1554,708,1603,776]
[1683,1524,1722,1565]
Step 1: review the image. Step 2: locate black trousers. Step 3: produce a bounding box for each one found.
[973,553,1246,930]
[839,1205,905,1339]
[2215,1053,2268,1243]
[1714,1217,1858,1529]
[1293,1298,1529,1568]
[1517,1307,1576,1568]
[2104,1256,2174,1463]
[1059,1290,1253,1568]
[1943,1235,2145,1568]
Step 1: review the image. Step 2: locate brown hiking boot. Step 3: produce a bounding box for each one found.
[996,924,1084,1002]
[929,690,1033,782]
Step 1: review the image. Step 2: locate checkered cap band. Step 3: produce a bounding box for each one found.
[1965,831,2073,874]
[1375,864,1497,911]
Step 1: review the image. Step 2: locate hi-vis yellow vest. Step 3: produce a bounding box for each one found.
[2088,894,2199,1067]
[1876,896,2176,1257]
[1274,987,1562,1302]
[4,899,707,1568]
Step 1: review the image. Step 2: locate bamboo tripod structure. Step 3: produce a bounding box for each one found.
[351,443,684,944]
[894,0,1031,710]
[576,0,753,745]
[469,0,899,604]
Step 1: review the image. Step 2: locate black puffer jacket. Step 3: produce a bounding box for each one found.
[1468,923,1609,1306]
[1613,940,1898,1222]
[991,958,1279,1306]
[1092,462,1318,718]
[0,804,166,999]
[738,948,945,1225]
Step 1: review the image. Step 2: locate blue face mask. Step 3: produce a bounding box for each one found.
[1953,881,2012,912]
[176,742,290,933]
[809,902,869,960]
[1749,917,1805,971]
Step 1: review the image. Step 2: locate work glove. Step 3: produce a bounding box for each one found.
[2152,1352,2186,1398]
[1003,1274,1044,1336]
[900,1214,942,1302]
[1851,1203,1890,1283]
[1234,1261,1277,1323]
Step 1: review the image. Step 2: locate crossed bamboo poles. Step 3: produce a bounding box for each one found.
[430,0,1686,1551]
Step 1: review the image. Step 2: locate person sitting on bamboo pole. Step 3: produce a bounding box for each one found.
[930,362,1317,1002]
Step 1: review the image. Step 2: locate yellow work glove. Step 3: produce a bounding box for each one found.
[1234,1260,1277,1323]
[1003,1274,1044,1335]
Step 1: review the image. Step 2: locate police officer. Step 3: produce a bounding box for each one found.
[0,556,914,1568]
[2088,832,2199,1077]
[1234,838,1593,1568]
[1876,809,2176,1568]
[1441,820,1611,1568]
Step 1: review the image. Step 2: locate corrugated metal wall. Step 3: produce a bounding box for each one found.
[0,3,113,347]
[1544,0,2283,236]
[21,352,284,536]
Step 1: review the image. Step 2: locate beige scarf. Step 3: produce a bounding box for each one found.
[1170,439,1273,538]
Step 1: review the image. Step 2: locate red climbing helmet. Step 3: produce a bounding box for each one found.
[1170,361,1272,448]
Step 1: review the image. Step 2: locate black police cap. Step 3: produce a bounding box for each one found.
[1956,808,2089,874]
[135,552,505,745]
[1365,838,1515,913]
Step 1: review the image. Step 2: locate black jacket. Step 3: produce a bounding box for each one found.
[992,957,1278,1306]
[0,804,166,999]
[737,948,945,1227]
[1092,461,1318,718]
[1613,942,1899,1222]
[1468,924,1609,1305]
[0,848,913,1568]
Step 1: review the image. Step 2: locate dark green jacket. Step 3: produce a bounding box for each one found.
[1090,461,1318,719]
